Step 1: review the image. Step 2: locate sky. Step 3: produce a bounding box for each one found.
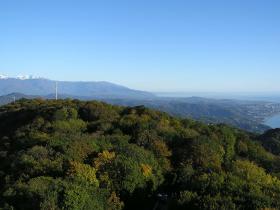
[0,0,279,92]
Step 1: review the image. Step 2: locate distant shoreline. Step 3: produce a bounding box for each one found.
[264,113,280,129]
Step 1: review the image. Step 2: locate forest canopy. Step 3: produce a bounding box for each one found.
[1,99,280,210]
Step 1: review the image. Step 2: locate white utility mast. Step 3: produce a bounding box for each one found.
[13,96,16,103]
[55,81,58,100]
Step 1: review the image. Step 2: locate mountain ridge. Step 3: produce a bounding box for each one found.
[0,78,155,99]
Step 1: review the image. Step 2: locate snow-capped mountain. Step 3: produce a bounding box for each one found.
[0,74,8,79]
[0,74,42,80]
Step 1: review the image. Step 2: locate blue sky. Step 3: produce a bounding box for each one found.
[0,0,279,92]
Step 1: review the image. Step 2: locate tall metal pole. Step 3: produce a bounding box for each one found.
[13,96,16,103]
[55,81,58,100]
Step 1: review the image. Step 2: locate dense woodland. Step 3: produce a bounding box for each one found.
[1,99,280,209]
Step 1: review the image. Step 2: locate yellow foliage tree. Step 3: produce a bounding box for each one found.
[140,163,152,177]
[94,150,116,170]
[68,161,99,187]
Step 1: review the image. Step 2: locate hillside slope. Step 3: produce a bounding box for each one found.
[1,93,279,133]
[103,97,278,133]
[1,99,280,209]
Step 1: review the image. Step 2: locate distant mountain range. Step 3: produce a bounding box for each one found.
[0,78,155,99]
[1,77,280,133]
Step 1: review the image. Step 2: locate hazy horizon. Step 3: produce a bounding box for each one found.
[1,75,280,97]
[0,75,280,103]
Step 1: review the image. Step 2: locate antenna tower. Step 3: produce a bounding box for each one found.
[55,81,58,100]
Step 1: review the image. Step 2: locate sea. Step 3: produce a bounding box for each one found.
[264,114,280,129]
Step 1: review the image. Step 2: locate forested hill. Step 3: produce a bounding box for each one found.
[1,93,278,133]
[1,99,280,210]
